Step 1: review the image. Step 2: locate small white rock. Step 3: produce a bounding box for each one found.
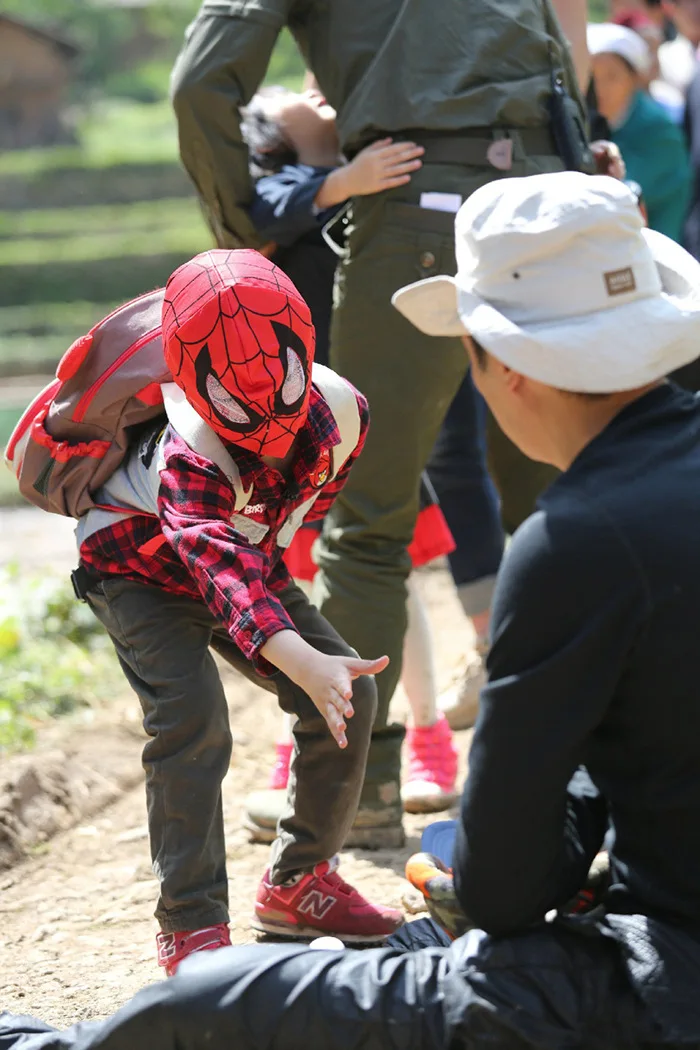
[309,936,345,951]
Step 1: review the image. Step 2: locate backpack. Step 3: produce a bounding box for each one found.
[5,291,360,530]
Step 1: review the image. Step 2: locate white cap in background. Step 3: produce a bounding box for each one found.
[587,22,652,76]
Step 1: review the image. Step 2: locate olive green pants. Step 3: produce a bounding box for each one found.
[314,140,562,814]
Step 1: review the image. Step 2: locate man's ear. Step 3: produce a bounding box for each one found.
[501,361,528,394]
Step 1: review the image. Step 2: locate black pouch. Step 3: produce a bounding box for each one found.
[548,73,595,173]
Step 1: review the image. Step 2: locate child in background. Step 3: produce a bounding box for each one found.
[242,85,460,813]
[588,22,691,241]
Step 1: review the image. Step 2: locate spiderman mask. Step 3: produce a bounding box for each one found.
[162,249,315,457]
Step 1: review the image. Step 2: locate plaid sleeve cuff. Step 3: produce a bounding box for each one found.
[233,603,296,676]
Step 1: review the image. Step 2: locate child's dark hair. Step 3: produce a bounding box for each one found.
[241,87,297,178]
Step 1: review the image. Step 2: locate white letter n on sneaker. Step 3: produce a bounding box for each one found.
[298,889,336,921]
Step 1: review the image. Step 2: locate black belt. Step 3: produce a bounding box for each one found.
[351,126,558,167]
[410,127,557,166]
[70,563,105,601]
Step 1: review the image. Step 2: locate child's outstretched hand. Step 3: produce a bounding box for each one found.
[260,631,389,748]
[297,651,389,747]
[314,139,424,209]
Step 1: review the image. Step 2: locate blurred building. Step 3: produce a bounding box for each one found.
[0,15,79,149]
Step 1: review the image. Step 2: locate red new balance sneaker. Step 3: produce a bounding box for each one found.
[252,857,404,943]
[156,923,231,976]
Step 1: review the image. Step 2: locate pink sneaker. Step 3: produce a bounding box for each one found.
[401,714,458,814]
[156,923,231,976]
[252,857,404,943]
[268,740,293,790]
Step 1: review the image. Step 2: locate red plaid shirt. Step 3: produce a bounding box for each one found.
[80,383,368,671]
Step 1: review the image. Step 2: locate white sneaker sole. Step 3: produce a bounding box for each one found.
[250,916,399,944]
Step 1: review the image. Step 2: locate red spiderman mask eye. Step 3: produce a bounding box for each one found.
[162,249,315,457]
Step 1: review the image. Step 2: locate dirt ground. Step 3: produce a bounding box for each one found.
[0,506,474,1026]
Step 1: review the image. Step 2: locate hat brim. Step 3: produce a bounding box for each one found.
[421,820,458,869]
[392,275,467,338]
[392,228,700,392]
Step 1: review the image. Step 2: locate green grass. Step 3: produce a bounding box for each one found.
[0,405,26,505]
[0,197,203,239]
[0,465,24,507]
[0,333,82,374]
[0,100,179,177]
[0,197,209,267]
[0,251,191,307]
[0,569,121,751]
[5,221,209,266]
[0,403,37,504]
[0,301,118,375]
[0,404,21,447]
[0,301,118,336]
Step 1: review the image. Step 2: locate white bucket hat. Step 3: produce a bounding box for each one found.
[587,22,652,77]
[392,172,700,392]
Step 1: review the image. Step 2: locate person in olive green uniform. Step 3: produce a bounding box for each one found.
[171,0,584,847]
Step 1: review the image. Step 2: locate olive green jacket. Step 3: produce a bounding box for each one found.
[171,0,581,248]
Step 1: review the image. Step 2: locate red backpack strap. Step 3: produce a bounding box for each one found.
[4,378,61,473]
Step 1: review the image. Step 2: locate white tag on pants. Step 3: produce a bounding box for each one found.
[419,192,462,213]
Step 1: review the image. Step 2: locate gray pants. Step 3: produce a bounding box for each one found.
[86,578,377,933]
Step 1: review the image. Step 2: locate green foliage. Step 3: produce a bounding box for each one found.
[266,30,305,90]
[0,101,181,175]
[6,219,207,266]
[0,406,25,447]
[2,1,302,101]
[0,196,197,237]
[1,0,199,93]
[0,301,118,377]
[0,464,26,508]
[0,251,192,307]
[588,0,608,22]
[0,568,119,752]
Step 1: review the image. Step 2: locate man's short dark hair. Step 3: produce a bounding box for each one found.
[470,335,616,401]
[470,335,489,368]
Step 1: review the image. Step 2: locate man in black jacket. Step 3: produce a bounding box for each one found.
[5,170,700,1050]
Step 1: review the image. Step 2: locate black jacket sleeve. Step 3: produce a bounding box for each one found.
[249,165,340,246]
[453,502,648,936]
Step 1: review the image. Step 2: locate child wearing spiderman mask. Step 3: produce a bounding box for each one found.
[75,249,403,974]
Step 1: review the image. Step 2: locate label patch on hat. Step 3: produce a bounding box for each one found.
[604,267,636,296]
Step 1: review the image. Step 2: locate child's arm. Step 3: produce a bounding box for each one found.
[313,138,424,209]
[157,431,386,747]
[249,164,339,247]
[249,140,423,247]
[157,436,296,669]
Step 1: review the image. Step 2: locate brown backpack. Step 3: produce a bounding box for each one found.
[5,292,361,528]
[5,290,170,518]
